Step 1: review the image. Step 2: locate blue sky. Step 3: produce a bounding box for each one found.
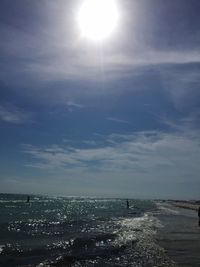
[0,0,200,198]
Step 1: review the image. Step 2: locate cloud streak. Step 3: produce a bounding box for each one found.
[22,125,200,186]
[107,117,130,124]
[66,101,85,112]
[0,105,32,124]
[1,0,200,87]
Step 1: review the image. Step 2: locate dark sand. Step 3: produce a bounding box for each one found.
[171,202,199,211]
[157,204,200,267]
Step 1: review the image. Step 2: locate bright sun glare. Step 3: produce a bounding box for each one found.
[77,0,119,42]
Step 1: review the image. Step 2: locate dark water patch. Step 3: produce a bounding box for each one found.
[0,246,49,267]
[52,245,126,267]
[71,233,116,249]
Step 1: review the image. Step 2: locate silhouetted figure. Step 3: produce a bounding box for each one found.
[126,199,129,209]
[26,196,30,203]
[198,207,200,226]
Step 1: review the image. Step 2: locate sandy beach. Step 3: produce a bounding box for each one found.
[156,202,200,267]
[171,201,200,211]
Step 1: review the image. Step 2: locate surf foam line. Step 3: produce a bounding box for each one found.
[154,201,180,215]
[110,213,176,267]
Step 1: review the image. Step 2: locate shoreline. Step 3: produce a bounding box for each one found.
[156,202,200,267]
[170,201,199,211]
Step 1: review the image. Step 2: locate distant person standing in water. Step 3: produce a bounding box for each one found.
[198,207,200,226]
[126,199,129,209]
[26,196,30,203]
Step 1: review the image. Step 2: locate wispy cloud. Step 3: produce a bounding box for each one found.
[107,117,130,124]
[1,5,200,88]
[22,123,200,185]
[66,101,85,112]
[158,65,200,110]
[9,49,200,85]
[0,105,32,124]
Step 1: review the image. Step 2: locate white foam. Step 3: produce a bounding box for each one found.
[0,245,4,254]
[113,213,163,247]
[155,202,179,215]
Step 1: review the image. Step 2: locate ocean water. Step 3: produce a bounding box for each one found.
[0,194,176,267]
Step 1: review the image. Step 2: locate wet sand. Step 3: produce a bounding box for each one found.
[171,202,199,211]
[157,204,200,267]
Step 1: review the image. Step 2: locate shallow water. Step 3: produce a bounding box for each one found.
[0,194,176,267]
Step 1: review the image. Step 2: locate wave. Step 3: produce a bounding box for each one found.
[155,201,180,215]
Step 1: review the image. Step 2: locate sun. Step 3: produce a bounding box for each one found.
[77,0,119,42]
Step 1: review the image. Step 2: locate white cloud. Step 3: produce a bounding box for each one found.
[22,126,200,186]
[82,140,98,146]
[1,6,200,88]
[66,101,85,112]
[0,105,32,124]
[158,67,200,110]
[15,50,200,85]
[107,117,130,124]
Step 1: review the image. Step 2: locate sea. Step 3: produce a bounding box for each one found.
[0,194,199,267]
